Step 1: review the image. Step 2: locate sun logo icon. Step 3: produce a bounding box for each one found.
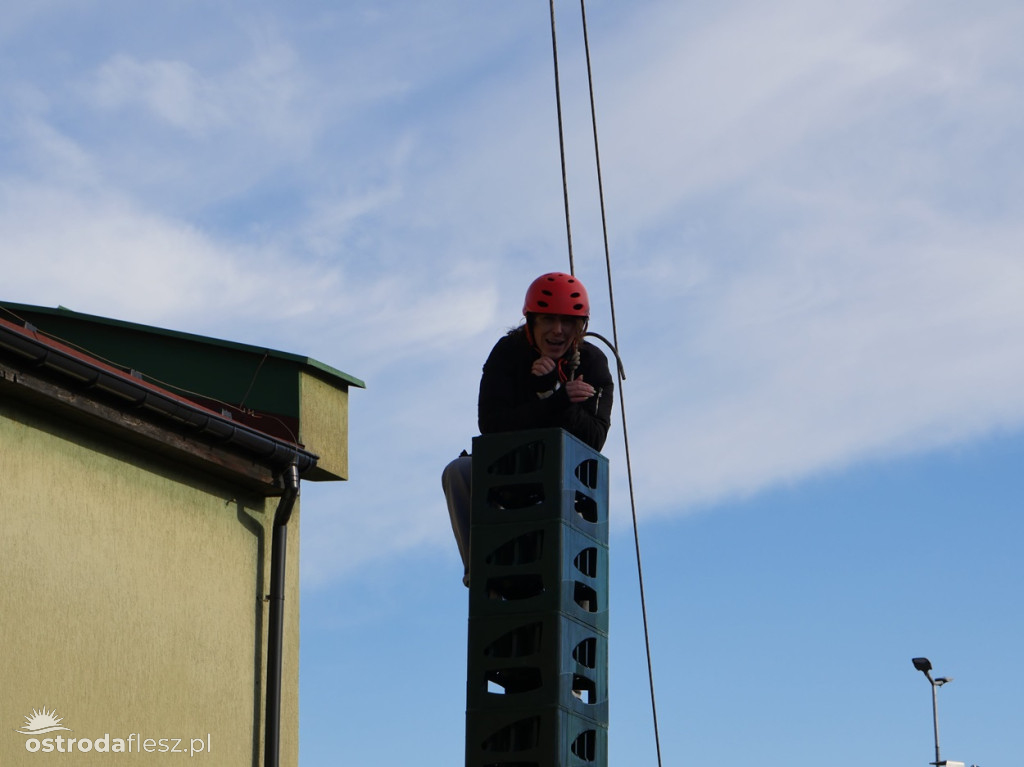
[16,707,72,735]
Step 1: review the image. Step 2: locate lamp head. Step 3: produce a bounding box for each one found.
[912,657,933,673]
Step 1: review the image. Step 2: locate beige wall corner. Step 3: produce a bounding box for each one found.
[299,372,350,482]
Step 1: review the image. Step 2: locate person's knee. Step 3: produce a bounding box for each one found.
[442,458,462,490]
[443,456,471,489]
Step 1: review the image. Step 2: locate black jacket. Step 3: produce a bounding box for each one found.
[477,328,614,451]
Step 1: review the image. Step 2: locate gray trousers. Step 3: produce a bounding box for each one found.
[441,454,473,585]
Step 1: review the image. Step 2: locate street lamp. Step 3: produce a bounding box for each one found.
[912,657,960,767]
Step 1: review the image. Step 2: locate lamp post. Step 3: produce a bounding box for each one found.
[912,657,954,767]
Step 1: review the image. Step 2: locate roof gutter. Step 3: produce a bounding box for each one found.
[0,319,317,474]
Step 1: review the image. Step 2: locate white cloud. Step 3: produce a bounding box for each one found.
[589,0,1021,232]
[0,178,355,335]
[89,55,228,135]
[621,197,1024,514]
[12,113,99,187]
[83,30,314,141]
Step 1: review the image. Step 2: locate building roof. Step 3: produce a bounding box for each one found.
[1,301,364,389]
[0,302,362,491]
[1,302,362,466]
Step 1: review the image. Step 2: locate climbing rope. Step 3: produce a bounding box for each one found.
[548,3,664,764]
[547,0,575,276]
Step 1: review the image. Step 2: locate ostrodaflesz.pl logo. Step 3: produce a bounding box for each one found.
[17,707,212,757]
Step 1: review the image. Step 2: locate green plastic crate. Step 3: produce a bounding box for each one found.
[466,610,608,722]
[466,705,607,767]
[471,429,609,540]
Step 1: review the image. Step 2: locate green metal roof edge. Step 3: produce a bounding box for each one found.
[0,301,366,390]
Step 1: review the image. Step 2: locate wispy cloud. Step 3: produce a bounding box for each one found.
[84,35,314,142]
[618,192,1024,514]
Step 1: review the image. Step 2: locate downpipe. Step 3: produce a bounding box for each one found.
[264,462,300,767]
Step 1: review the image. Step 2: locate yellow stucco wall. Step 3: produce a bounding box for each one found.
[0,399,300,765]
[299,371,349,481]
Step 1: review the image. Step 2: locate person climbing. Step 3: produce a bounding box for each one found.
[442,271,615,585]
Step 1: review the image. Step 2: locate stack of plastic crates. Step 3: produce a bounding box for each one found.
[465,428,609,767]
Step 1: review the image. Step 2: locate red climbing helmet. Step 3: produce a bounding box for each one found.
[522,272,590,317]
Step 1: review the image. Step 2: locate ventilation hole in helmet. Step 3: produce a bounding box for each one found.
[573,303,584,310]
[570,291,580,298]
[537,300,549,308]
[541,289,553,296]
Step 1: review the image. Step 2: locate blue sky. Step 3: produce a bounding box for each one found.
[3,1,1022,765]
